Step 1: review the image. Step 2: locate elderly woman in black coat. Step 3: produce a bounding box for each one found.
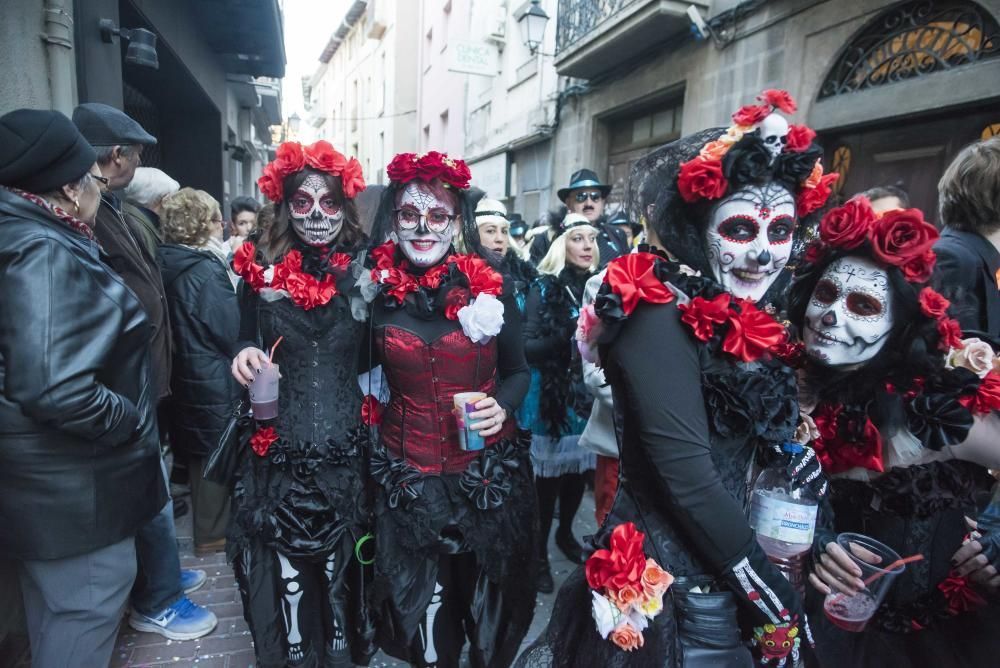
[0,109,165,668]
[158,187,243,556]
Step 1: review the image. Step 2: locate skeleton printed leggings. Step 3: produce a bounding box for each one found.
[234,537,355,668]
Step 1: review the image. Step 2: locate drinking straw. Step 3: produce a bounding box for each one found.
[862,554,924,588]
[269,336,284,363]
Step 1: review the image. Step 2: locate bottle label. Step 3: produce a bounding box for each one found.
[750,491,817,546]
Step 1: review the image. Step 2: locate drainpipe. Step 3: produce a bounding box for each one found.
[40,0,75,115]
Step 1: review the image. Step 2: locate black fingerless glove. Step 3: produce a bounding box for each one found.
[762,442,829,499]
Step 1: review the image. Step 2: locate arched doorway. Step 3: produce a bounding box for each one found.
[811,0,1000,221]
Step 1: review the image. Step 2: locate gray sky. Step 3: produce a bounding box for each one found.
[281,0,351,119]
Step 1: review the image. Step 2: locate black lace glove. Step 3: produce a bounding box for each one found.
[953,521,1000,591]
[764,442,829,499]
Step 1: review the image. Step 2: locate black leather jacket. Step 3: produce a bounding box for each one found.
[0,189,165,560]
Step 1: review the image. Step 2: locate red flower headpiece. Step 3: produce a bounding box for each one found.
[257,140,366,203]
[676,89,835,217]
[386,151,472,190]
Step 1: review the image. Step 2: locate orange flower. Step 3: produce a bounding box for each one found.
[804,160,823,189]
[699,140,730,161]
[640,558,674,599]
[610,624,644,652]
[608,584,642,611]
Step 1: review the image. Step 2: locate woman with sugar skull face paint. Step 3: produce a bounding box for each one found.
[226,141,376,667]
[361,152,537,667]
[785,197,1000,668]
[518,90,834,668]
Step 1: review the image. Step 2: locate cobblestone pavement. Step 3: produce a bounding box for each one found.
[111,485,598,667]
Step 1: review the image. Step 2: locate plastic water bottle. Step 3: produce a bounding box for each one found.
[749,443,818,594]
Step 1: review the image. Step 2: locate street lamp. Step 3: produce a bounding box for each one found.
[99,19,159,69]
[518,0,549,55]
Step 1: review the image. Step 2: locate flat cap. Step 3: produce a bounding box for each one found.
[0,109,97,193]
[72,102,156,147]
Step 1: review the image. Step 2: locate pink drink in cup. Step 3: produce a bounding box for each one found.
[248,363,280,420]
[822,532,905,632]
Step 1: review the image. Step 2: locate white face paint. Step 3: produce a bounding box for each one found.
[803,256,894,367]
[757,112,789,162]
[394,182,457,267]
[289,173,344,246]
[706,183,795,302]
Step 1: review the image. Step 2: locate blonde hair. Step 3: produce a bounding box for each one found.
[161,187,221,246]
[537,225,599,275]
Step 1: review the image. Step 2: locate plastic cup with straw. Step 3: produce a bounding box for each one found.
[249,336,283,420]
[822,532,923,632]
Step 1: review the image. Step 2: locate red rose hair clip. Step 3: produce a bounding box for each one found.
[257,140,366,203]
[386,151,472,190]
[676,89,836,217]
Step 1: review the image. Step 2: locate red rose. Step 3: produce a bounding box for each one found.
[418,263,449,289]
[732,104,771,127]
[329,252,352,272]
[785,124,816,152]
[452,254,503,297]
[677,158,728,203]
[937,317,965,352]
[257,163,285,203]
[771,340,807,368]
[796,173,839,218]
[918,287,950,319]
[604,253,675,316]
[759,89,797,114]
[380,267,419,304]
[870,208,939,267]
[287,272,337,311]
[386,152,419,183]
[416,151,447,182]
[901,250,936,283]
[444,157,472,190]
[819,197,876,250]
[585,522,648,593]
[233,241,265,289]
[273,141,307,175]
[361,395,383,426]
[938,573,987,615]
[803,241,827,265]
[721,299,788,362]
[304,140,347,175]
[811,404,884,474]
[250,426,278,457]
[962,371,1000,415]
[370,240,397,270]
[340,157,367,198]
[443,286,471,320]
[678,292,731,341]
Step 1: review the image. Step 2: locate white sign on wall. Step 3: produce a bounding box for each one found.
[448,39,498,77]
[469,152,509,199]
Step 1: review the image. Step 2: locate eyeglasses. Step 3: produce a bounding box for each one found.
[394,208,457,232]
[574,191,604,203]
[89,173,110,187]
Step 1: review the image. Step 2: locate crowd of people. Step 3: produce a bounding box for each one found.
[0,86,998,668]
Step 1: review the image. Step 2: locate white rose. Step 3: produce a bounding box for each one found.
[457,293,505,344]
[947,337,995,378]
[627,606,650,631]
[591,591,624,639]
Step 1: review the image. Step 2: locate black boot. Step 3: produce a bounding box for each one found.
[536,558,554,594]
[555,527,588,564]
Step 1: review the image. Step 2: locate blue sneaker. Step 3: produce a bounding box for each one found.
[181,568,207,594]
[128,596,218,640]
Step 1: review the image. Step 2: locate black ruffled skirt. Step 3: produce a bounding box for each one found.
[370,430,538,667]
[228,425,376,667]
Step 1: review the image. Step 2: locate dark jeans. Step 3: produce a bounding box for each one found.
[131,457,183,616]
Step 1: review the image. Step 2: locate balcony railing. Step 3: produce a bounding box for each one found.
[556,0,641,53]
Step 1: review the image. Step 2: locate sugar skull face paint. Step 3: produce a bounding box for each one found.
[803,256,894,367]
[393,182,457,267]
[706,183,795,302]
[289,173,344,246]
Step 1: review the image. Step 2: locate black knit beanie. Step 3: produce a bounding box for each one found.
[0,109,97,194]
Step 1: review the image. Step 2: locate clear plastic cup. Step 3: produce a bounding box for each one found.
[823,532,905,632]
[248,363,280,420]
[453,392,488,451]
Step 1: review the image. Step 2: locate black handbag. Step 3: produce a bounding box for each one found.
[673,576,754,668]
[203,398,253,486]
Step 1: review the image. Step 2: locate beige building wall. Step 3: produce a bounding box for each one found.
[416,0,471,157]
